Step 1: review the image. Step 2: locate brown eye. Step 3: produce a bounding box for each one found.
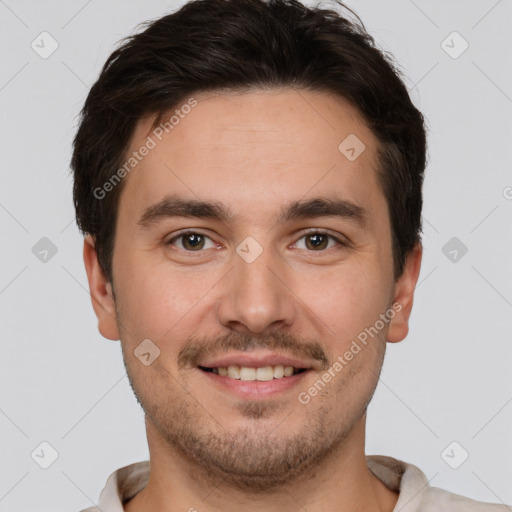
[304,233,329,250]
[167,232,215,251]
[295,231,344,251]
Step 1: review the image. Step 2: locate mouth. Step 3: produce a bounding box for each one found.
[195,352,316,399]
[198,365,308,381]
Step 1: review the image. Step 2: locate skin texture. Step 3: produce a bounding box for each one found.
[83,88,422,512]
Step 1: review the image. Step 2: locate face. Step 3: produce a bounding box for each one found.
[84,87,422,490]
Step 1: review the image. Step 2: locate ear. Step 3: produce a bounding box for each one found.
[83,234,120,341]
[387,242,423,343]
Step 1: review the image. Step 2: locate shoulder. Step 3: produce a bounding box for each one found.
[367,455,510,511]
[77,460,150,512]
[422,486,511,511]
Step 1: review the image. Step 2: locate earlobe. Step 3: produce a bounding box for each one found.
[387,242,423,343]
[83,234,120,341]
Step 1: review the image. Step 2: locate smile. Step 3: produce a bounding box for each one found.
[199,365,307,381]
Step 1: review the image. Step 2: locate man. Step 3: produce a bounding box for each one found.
[72,0,509,510]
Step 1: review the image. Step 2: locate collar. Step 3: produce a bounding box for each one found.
[89,455,431,511]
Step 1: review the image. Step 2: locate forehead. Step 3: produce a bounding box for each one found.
[118,88,384,226]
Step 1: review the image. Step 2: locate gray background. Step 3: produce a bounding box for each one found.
[1,0,511,510]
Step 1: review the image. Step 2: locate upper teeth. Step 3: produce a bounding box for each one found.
[215,365,297,381]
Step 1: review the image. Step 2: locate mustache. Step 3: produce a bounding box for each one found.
[178,331,329,371]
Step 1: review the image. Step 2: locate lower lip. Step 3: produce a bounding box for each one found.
[199,368,310,399]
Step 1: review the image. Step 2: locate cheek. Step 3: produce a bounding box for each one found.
[114,255,219,345]
[294,262,391,341]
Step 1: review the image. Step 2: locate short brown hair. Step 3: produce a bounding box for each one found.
[71,0,428,283]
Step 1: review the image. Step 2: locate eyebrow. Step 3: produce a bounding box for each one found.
[137,193,368,229]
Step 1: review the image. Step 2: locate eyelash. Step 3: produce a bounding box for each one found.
[166,229,347,254]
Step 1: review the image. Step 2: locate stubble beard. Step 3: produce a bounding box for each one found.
[115,298,385,493]
[123,359,378,493]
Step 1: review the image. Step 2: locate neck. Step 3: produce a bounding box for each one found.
[124,414,398,512]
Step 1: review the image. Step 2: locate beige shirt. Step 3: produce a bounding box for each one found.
[80,455,510,511]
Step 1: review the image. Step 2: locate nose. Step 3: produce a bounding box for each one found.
[216,241,297,334]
